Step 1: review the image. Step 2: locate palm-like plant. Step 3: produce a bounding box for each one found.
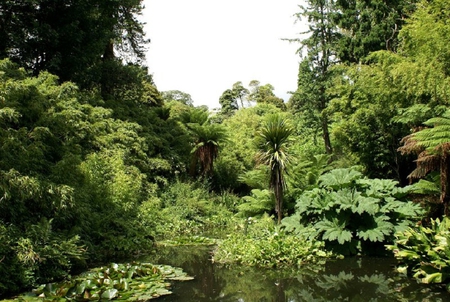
[256,114,294,224]
[188,122,228,177]
[398,110,450,216]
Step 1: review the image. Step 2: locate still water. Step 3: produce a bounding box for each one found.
[145,245,450,302]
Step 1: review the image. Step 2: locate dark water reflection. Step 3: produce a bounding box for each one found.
[143,245,450,302]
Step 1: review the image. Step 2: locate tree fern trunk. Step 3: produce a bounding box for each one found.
[190,155,198,177]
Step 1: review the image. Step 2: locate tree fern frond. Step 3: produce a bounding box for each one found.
[423,116,450,127]
[407,179,440,195]
[412,111,450,154]
[398,133,423,155]
[407,151,440,179]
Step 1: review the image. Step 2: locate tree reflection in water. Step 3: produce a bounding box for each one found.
[145,246,450,301]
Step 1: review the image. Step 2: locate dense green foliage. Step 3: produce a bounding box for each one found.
[283,168,424,255]
[0,60,162,295]
[0,0,147,88]
[2,0,450,298]
[213,215,331,268]
[387,217,450,287]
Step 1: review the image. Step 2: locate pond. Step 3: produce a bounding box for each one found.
[145,245,450,302]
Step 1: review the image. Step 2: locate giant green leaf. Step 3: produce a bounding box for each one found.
[316,218,352,244]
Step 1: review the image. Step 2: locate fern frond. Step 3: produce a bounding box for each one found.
[407,179,440,195]
[238,189,273,217]
[409,151,440,179]
[398,133,423,155]
[412,111,450,154]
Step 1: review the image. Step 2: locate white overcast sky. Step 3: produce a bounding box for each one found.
[142,0,307,109]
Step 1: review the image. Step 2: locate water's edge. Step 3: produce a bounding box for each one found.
[146,245,450,302]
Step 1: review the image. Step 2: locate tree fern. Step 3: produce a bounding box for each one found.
[398,109,450,215]
[238,189,273,217]
[188,122,228,177]
[417,111,450,151]
[288,154,331,191]
[407,178,440,195]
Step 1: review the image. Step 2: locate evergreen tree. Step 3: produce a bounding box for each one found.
[0,0,147,88]
[290,0,338,155]
[333,0,417,63]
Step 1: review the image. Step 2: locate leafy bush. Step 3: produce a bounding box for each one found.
[386,217,450,287]
[237,189,273,217]
[213,215,331,268]
[0,59,165,294]
[154,181,236,239]
[0,220,86,297]
[283,168,424,255]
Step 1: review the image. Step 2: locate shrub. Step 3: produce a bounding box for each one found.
[237,189,273,217]
[283,167,424,255]
[155,181,236,239]
[213,214,331,268]
[386,217,450,288]
[0,220,86,297]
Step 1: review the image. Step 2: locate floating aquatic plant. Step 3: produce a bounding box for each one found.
[6,262,193,301]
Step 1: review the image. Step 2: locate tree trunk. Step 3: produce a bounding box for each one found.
[103,40,115,61]
[101,41,115,99]
[441,154,450,216]
[274,169,284,224]
[321,115,333,155]
[190,155,198,177]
